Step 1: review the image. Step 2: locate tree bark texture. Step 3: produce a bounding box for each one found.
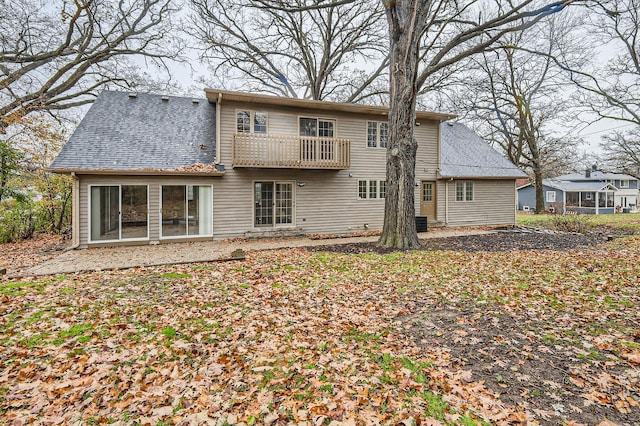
[378,1,427,249]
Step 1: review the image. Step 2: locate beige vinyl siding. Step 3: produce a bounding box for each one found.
[77,175,218,247]
[439,179,516,226]
[75,102,444,246]
[215,101,441,238]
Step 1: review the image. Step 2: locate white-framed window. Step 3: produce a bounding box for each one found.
[236,110,268,133]
[366,121,389,148]
[620,180,629,188]
[89,185,149,242]
[455,181,474,202]
[161,185,213,238]
[358,180,386,199]
[254,181,294,227]
[546,191,556,202]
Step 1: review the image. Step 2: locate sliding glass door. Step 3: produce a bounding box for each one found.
[90,185,148,242]
[161,185,213,238]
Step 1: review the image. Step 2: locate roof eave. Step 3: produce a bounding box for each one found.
[47,168,225,177]
[438,174,525,180]
[204,88,457,122]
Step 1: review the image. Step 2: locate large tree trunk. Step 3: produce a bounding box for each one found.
[534,168,545,214]
[378,1,425,249]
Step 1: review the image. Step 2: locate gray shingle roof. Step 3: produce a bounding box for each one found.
[555,171,638,181]
[544,179,617,192]
[439,122,526,178]
[50,91,216,172]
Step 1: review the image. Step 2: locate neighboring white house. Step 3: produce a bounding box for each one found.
[517,166,639,214]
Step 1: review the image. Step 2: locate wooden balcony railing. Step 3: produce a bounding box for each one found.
[232,133,350,169]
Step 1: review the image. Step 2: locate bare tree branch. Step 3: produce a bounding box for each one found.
[188,0,388,101]
[0,0,185,131]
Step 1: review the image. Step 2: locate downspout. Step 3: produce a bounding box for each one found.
[215,93,222,166]
[70,172,80,249]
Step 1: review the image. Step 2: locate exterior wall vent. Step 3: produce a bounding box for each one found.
[161,96,169,102]
[192,99,200,104]
[128,93,137,98]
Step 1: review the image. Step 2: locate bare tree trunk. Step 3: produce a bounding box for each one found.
[534,168,545,214]
[378,2,424,249]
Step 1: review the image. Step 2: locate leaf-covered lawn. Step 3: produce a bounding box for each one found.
[1,237,639,425]
[517,212,640,234]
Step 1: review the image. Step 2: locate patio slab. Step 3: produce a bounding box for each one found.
[22,228,495,277]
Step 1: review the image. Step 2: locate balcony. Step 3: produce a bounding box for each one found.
[232,133,350,169]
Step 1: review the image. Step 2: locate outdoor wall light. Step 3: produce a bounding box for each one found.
[297,182,306,187]
[348,172,353,177]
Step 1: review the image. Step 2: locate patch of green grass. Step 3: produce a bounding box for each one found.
[160,327,176,340]
[59,323,94,341]
[345,327,383,344]
[621,340,640,350]
[422,390,449,419]
[319,383,333,393]
[0,281,45,296]
[578,349,602,361]
[161,272,191,279]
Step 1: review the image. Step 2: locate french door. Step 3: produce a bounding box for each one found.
[254,181,294,227]
[90,185,148,242]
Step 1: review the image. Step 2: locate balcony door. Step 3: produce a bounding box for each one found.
[254,181,294,227]
[299,117,335,161]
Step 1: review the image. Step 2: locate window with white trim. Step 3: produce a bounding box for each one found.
[161,185,213,237]
[455,181,474,201]
[620,180,629,188]
[366,121,388,148]
[546,191,556,202]
[237,110,268,133]
[358,180,386,199]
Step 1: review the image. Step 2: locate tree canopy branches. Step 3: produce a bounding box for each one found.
[188,0,389,102]
[0,0,184,131]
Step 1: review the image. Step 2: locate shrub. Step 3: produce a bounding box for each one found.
[551,214,592,233]
[0,199,37,243]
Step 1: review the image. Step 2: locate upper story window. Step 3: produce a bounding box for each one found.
[367,121,388,148]
[300,117,335,137]
[620,180,629,188]
[237,110,268,134]
[455,181,474,202]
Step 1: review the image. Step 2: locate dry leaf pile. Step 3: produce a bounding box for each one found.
[0,236,638,425]
[0,234,68,273]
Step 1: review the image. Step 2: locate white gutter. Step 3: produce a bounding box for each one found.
[215,92,222,166]
[70,172,80,249]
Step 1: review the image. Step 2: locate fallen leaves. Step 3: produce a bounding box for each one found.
[0,235,639,425]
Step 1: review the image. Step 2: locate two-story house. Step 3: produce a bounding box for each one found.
[50,89,525,248]
[517,166,639,214]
